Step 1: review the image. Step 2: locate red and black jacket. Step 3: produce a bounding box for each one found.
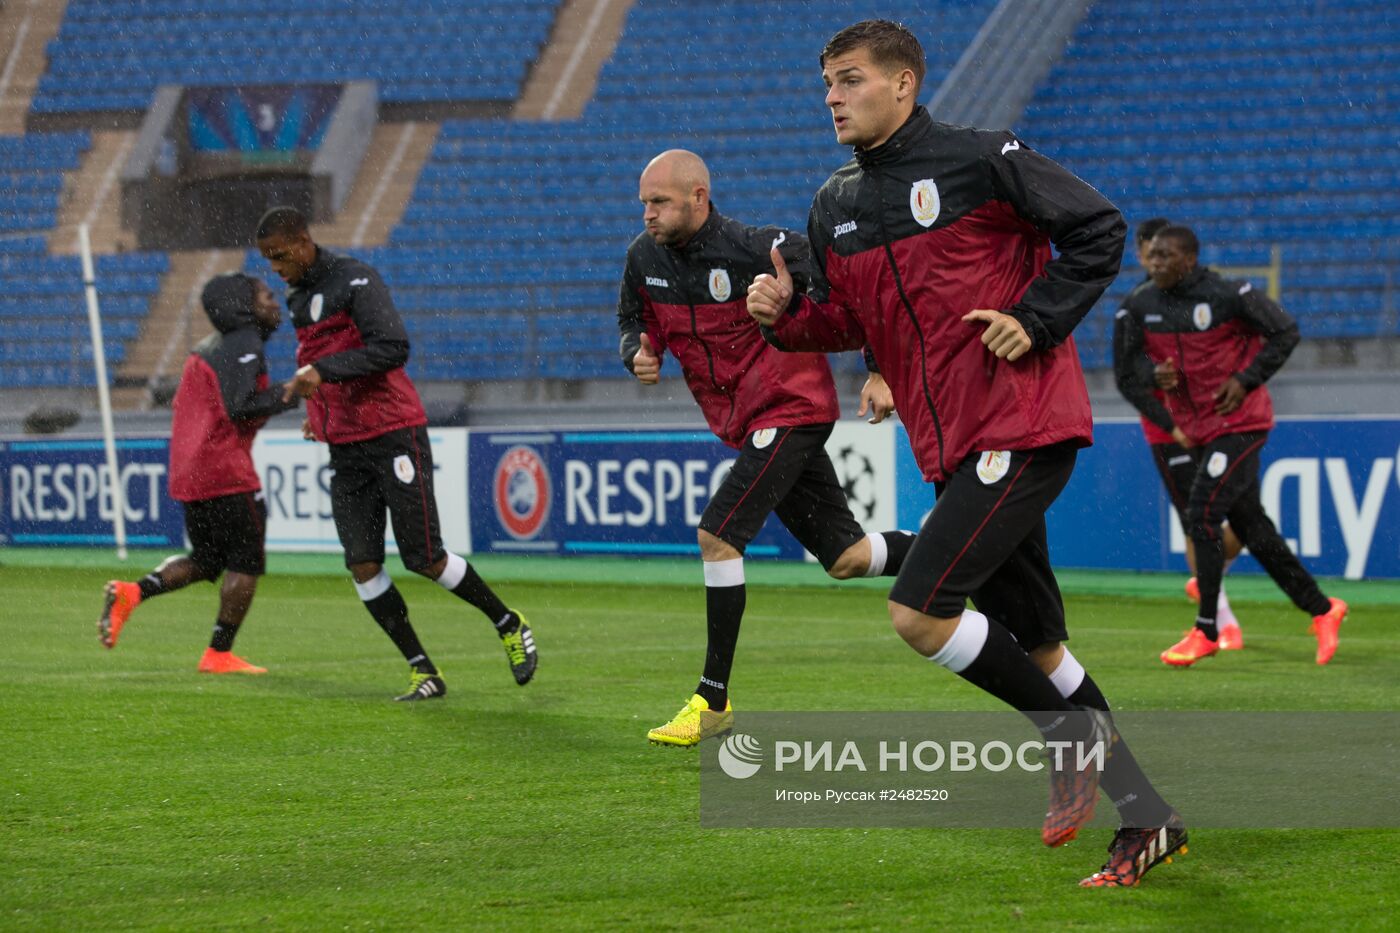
[288,248,426,444]
[170,275,294,503]
[764,107,1123,482]
[1113,276,1175,445]
[1117,266,1299,445]
[617,207,840,448]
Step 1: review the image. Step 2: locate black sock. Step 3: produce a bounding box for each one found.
[450,564,511,628]
[138,571,168,601]
[879,530,916,576]
[364,584,436,674]
[1192,532,1223,637]
[697,583,745,710]
[209,621,239,652]
[1068,673,1175,827]
[954,619,1076,715]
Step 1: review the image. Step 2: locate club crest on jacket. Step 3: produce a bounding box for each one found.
[910,179,941,228]
[1192,302,1213,330]
[709,268,731,302]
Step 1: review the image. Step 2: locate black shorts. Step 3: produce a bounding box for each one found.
[1149,441,1198,527]
[1185,431,1269,542]
[184,491,267,577]
[888,443,1077,650]
[698,423,866,569]
[329,424,445,573]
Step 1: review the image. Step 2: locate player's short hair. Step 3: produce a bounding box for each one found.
[1135,217,1171,246]
[821,20,927,94]
[1154,224,1200,255]
[255,206,308,241]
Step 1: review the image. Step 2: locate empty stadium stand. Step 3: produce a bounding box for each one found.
[34,0,563,117]
[10,0,567,398]
[245,0,998,384]
[1017,0,1400,367]
[10,0,1399,400]
[0,131,167,388]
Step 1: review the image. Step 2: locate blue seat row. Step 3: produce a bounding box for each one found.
[37,0,562,113]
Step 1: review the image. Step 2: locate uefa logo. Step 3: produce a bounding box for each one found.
[717,733,764,779]
[493,445,552,540]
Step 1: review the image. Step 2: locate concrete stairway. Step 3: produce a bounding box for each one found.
[0,0,67,135]
[514,0,635,121]
[48,128,136,255]
[311,119,440,249]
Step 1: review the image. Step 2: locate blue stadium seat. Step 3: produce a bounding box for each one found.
[354,0,995,382]
[0,131,163,388]
[36,1,563,113]
[1016,0,1400,361]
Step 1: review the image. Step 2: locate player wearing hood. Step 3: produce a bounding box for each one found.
[98,273,296,673]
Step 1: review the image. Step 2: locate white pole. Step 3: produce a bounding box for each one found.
[79,223,128,560]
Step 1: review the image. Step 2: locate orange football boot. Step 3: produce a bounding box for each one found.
[197,648,267,674]
[98,580,141,648]
[1310,598,1347,666]
[1160,627,1219,667]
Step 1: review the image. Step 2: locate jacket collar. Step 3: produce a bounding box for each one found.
[299,247,336,289]
[674,202,723,255]
[1163,265,1209,296]
[855,106,933,169]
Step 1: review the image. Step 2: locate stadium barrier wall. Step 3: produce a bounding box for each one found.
[2,418,1397,579]
[895,416,1399,580]
[465,423,898,559]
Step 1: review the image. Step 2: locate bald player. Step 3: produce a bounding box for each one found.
[617,149,915,747]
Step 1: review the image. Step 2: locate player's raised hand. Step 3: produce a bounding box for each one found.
[857,372,895,424]
[1154,357,1180,390]
[746,246,793,326]
[963,309,1031,361]
[632,333,661,385]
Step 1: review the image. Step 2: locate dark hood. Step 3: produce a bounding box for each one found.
[201,273,266,337]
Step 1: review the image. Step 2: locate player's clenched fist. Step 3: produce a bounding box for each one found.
[746,246,793,326]
[631,333,661,385]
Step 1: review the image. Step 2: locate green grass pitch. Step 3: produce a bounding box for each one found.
[2,552,1397,929]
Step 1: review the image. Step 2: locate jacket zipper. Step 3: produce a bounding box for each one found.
[296,286,335,444]
[689,299,737,437]
[871,167,947,478]
[1172,331,1201,423]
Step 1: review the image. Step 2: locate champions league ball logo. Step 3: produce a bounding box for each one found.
[833,444,878,522]
[493,446,552,540]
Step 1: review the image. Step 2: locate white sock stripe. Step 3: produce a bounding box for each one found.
[927,610,990,674]
[703,558,745,588]
[354,570,393,602]
[1048,648,1087,698]
[436,552,468,591]
[863,532,888,577]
